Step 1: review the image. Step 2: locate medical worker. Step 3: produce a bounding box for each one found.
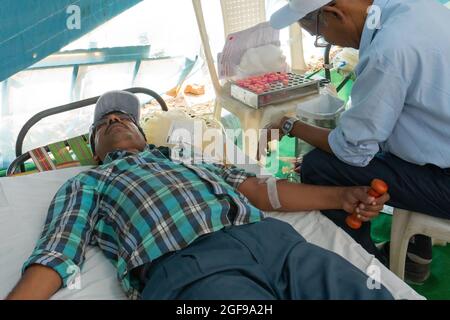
[264,0,450,284]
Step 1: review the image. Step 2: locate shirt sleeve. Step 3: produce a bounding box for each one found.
[22,175,99,288]
[329,49,409,167]
[204,163,257,189]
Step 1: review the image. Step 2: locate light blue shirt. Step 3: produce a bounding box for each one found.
[329,0,450,168]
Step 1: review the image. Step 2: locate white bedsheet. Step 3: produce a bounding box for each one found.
[0,166,424,300]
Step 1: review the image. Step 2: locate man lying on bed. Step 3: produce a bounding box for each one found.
[6,90,392,300]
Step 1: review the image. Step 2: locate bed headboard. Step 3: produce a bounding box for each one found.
[7,87,168,176]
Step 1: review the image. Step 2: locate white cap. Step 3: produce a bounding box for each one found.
[270,0,331,29]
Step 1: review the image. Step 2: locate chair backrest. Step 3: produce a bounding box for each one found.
[7,134,97,176]
[220,0,266,37]
[192,0,307,95]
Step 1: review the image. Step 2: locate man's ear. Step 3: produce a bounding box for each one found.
[322,4,346,22]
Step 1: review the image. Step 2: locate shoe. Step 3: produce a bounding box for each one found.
[379,239,432,285]
[407,235,433,264]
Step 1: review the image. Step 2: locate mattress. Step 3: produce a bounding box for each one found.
[0,166,424,300]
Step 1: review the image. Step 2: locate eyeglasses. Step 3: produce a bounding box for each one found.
[314,10,329,48]
[300,10,329,48]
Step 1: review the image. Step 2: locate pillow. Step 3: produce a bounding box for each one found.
[141,110,195,147]
[141,110,226,162]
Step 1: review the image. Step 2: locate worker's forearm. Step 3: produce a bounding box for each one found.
[239,178,345,212]
[6,265,62,300]
[291,121,333,154]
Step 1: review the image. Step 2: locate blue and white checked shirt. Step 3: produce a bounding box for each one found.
[329,0,450,168]
[22,145,264,299]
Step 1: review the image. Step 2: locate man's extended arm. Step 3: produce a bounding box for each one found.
[238,177,389,220]
[204,161,388,219]
[6,265,61,300]
[6,176,99,300]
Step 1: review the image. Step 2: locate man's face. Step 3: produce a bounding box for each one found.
[92,112,147,162]
[299,1,367,49]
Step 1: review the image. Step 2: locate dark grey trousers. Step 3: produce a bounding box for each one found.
[300,149,450,263]
[141,218,393,300]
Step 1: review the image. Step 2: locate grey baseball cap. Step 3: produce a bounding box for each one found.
[93,90,141,124]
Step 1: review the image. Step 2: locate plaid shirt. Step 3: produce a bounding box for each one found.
[23,145,264,299]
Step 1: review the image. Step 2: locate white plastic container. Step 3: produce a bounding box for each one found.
[295,93,345,155]
[296,93,345,129]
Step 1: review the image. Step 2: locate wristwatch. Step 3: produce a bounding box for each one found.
[281,117,299,137]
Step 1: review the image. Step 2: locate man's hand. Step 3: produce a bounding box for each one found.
[257,116,289,161]
[340,187,390,222]
[258,115,334,161]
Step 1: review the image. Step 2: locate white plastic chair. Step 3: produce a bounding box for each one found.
[390,208,450,280]
[192,0,311,158]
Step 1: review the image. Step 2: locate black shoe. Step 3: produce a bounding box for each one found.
[379,239,432,285]
[407,235,433,264]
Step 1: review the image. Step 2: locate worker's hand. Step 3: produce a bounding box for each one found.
[340,187,390,222]
[257,116,289,161]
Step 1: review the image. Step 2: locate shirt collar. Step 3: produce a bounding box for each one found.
[103,145,150,164]
[359,0,391,54]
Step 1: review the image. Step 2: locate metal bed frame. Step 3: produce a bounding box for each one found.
[7,87,168,176]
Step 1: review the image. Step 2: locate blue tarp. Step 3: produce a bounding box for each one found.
[0,0,142,82]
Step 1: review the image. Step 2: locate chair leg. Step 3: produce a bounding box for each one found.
[390,209,413,280]
[432,238,448,247]
[213,99,222,121]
